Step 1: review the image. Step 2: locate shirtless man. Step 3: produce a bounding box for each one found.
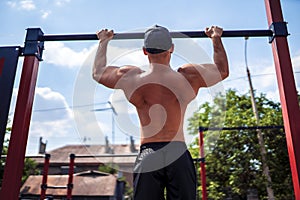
[93,25,228,200]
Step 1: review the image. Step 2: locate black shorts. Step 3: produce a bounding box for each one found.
[133,141,197,200]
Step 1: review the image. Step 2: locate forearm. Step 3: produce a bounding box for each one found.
[211,37,229,78]
[93,40,109,82]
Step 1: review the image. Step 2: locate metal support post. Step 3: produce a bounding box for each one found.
[67,154,75,200]
[0,28,44,200]
[40,154,51,199]
[199,127,207,200]
[264,0,300,198]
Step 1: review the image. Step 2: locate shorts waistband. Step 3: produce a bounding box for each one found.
[140,141,187,151]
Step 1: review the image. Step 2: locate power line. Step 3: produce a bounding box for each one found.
[226,71,300,82]
[7,102,108,116]
[34,102,108,112]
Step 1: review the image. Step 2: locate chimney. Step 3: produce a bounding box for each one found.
[130,136,137,153]
[38,137,47,154]
[105,136,114,154]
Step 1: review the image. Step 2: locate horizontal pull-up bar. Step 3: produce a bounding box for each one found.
[40,29,274,41]
[23,23,288,61]
[199,125,284,132]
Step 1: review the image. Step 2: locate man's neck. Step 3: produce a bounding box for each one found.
[149,63,171,71]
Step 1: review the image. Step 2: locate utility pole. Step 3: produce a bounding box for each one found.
[93,101,117,147]
[244,37,275,199]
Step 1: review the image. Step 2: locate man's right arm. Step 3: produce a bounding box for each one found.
[92,29,120,88]
[92,29,141,89]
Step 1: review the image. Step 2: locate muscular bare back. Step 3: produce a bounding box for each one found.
[117,65,197,144]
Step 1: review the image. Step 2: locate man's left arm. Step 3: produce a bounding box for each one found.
[178,26,229,89]
[207,26,229,81]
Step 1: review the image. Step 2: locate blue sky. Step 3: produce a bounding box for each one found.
[1,0,299,154]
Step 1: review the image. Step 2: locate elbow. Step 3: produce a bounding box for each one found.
[221,70,229,80]
[220,63,229,80]
[92,69,102,83]
[92,72,99,82]
[92,64,107,83]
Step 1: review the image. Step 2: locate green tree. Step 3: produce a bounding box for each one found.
[98,164,134,199]
[98,163,119,174]
[0,126,39,187]
[188,89,294,199]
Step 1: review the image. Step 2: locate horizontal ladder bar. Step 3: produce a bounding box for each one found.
[45,185,68,189]
[40,29,273,41]
[74,153,138,158]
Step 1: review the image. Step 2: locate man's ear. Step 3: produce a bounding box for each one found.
[143,47,148,55]
[170,44,174,53]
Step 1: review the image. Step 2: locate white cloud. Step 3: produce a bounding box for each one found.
[41,10,51,19]
[43,42,96,68]
[43,41,146,69]
[7,1,17,8]
[20,0,35,10]
[6,0,68,19]
[32,87,73,121]
[30,87,74,136]
[8,87,80,153]
[28,87,83,152]
[7,0,36,10]
[55,0,71,6]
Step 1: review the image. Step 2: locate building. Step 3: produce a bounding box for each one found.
[23,137,139,199]
[20,170,125,200]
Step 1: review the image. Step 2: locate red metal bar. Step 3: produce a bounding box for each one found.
[67,154,75,200]
[199,128,207,200]
[0,56,39,200]
[264,0,300,198]
[40,154,51,199]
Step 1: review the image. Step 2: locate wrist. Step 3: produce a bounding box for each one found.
[211,35,221,40]
[99,39,110,45]
[211,36,222,44]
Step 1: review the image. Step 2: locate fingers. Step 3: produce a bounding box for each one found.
[96,29,114,41]
[205,25,223,38]
[205,26,222,32]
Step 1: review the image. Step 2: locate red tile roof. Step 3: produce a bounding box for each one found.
[20,171,117,197]
[30,144,139,165]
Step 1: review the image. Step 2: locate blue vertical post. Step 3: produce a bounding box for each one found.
[0,47,20,158]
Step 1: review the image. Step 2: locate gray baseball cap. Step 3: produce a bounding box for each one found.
[144,25,173,54]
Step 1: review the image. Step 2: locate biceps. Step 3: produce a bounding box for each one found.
[197,64,225,87]
[98,66,122,88]
[99,66,140,89]
[179,64,223,88]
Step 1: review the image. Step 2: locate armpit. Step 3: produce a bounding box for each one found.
[177,64,202,79]
[118,65,143,75]
[178,64,205,89]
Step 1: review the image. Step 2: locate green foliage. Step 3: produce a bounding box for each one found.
[0,131,9,187]
[0,126,39,187]
[99,164,134,199]
[188,89,294,199]
[22,158,39,184]
[118,176,134,199]
[98,163,119,174]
